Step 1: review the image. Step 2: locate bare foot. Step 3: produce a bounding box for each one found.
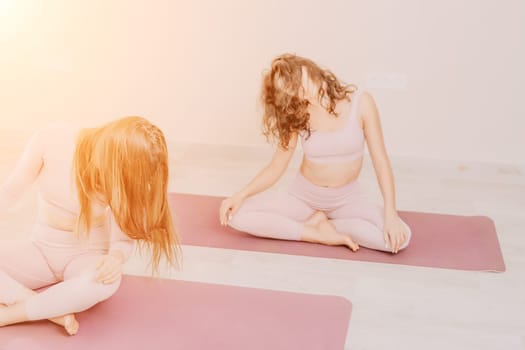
[318,220,359,251]
[1,302,78,335]
[302,219,359,252]
[49,314,79,336]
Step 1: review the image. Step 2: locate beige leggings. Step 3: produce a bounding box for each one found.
[0,224,120,320]
[229,172,411,251]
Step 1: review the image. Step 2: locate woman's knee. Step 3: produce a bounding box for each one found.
[90,274,122,302]
[64,256,122,302]
[72,268,122,304]
[398,222,412,251]
[228,206,249,231]
[0,270,26,305]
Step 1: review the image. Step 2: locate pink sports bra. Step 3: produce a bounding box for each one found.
[301,90,364,163]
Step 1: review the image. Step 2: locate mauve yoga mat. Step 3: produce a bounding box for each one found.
[170,193,505,272]
[0,275,352,350]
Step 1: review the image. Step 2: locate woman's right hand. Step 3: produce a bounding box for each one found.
[219,194,245,226]
[95,253,124,284]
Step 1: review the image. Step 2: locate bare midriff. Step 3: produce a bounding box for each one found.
[300,156,363,188]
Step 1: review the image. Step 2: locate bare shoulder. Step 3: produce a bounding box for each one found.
[358,90,380,123]
[359,90,377,111]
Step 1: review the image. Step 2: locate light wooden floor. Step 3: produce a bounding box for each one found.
[1,139,524,350]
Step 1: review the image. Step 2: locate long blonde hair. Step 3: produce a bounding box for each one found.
[74,116,180,272]
[261,53,357,149]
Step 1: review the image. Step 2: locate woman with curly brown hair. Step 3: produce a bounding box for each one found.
[220,53,411,253]
[0,117,180,335]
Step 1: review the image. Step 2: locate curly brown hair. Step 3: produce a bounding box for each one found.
[261,53,357,149]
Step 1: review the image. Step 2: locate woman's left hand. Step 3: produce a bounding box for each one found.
[95,253,124,284]
[383,213,408,254]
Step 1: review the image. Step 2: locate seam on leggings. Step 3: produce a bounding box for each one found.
[3,242,59,284]
[61,251,106,280]
[29,240,63,282]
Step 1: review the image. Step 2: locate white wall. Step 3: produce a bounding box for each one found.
[0,0,523,164]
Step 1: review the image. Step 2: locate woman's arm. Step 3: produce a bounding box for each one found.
[95,210,135,284]
[236,132,298,200]
[361,92,407,253]
[0,130,45,213]
[107,211,135,262]
[361,92,397,215]
[219,133,298,225]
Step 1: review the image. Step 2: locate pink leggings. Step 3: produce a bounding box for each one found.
[0,224,120,320]
[229,173,411,251]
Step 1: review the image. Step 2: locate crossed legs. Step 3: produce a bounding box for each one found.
[229,185,411,252]
[0,239,121,335]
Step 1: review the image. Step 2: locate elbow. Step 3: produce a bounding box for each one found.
[110,240,135,262]
[267,164,287,184]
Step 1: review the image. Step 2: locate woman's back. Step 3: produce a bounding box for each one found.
[30,124,106,231]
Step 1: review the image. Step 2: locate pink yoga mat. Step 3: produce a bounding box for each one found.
[170,193,505,272]
[0,275,351,350]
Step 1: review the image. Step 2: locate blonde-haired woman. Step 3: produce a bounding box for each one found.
[0,117,179,335]
[220,53,411,253]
